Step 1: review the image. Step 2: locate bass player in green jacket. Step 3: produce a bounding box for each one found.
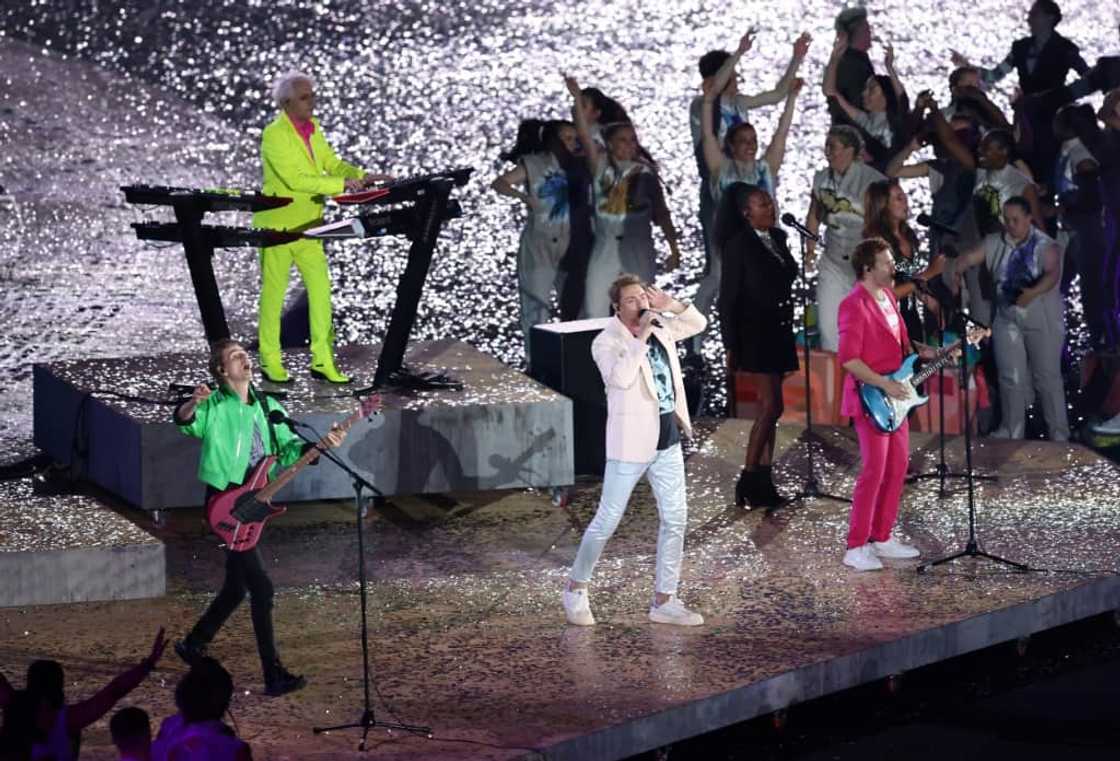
[173,339,346,696]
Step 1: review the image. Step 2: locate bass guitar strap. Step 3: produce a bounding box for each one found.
[253,385,282,457]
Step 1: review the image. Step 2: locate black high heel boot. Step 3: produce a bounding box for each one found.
[758,466,787,507]
[735,469,763,509]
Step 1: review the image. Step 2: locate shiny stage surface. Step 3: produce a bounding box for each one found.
[1,1,1115,453]
[2,419,1118,760]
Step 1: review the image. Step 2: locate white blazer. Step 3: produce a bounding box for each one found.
[591,305,707,463]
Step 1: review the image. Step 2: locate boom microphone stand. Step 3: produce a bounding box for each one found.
[905,279,996,497]
[917,302,1029,574]
[282,424,431,748]
[775,218,850,515]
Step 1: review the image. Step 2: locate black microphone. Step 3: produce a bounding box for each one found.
[639,308,664,328]
[916,213,959,237]
[268,410,307,428]
[780,213,820,242]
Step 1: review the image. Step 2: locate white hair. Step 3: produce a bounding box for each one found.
[271,71,315,109]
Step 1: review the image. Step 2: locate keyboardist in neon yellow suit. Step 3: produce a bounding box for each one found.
[253,70,390,384]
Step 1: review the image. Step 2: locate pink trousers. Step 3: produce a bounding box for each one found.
[847,416,909,549]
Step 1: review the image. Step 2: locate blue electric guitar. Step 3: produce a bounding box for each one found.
[858,327,990,433]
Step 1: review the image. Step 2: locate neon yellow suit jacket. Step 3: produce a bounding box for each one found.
[253,112,365,232]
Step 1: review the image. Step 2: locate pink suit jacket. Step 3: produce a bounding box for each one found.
[591,305,707,463]
[837,283,910,419]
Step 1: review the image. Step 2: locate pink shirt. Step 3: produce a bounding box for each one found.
[289,115,315,160]
[837,283,909,418]
[874,291,901,342]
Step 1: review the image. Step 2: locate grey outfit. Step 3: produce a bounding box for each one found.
[984,229,1069,441]
[812,162,886,351]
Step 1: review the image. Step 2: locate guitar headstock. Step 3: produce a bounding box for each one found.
[358,393,383,420]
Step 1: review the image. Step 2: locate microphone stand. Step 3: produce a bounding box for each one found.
[281,425,431,748]
[904,275,996,497]
[775,229,850,514]
[918,301,1029,574]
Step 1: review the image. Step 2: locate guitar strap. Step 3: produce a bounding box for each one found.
[253,385,281,456]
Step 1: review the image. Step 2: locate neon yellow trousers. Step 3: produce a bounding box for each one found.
[258,238,334,368]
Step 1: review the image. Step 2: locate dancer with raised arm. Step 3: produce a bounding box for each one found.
[564,75,679,317]
[689,29,810,354]
[693,62,805,355]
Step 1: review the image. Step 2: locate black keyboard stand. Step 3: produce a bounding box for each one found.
[170,197,231,343]
[372,177,463,390]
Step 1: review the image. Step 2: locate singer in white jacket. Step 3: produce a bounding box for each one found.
[563,274,707,627]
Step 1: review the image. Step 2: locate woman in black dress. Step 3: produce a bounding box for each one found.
[718,183,799,508]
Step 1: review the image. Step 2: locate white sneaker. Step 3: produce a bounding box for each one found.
[563,587,595,626]
[871,537,921,559]
[1092,412,1120,435]
[843,545,884,571]
[648,596,704,626]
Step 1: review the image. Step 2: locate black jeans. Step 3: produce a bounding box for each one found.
[189,487,279,678]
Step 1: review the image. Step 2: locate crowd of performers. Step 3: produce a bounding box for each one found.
[236,3,1119,629]
[7,8,1120,759]
[487,3,1120,615]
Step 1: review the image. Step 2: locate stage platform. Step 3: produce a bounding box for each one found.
[0,478,164,608]
[32,340,574,511]
[2,418,1118,759]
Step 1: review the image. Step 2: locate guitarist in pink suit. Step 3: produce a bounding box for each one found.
[171,339,345,696]
[838,238,935,571]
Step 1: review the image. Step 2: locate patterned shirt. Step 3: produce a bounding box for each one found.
[646,337,676,414]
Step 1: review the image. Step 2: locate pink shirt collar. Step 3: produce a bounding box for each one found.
[289,114,315,140]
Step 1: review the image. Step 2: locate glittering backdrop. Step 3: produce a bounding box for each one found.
[0,1,1115,456]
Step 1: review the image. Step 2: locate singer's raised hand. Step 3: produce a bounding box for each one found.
[644,284,673,311]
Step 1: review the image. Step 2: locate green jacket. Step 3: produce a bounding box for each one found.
[253,112,365,232]
[176,386,306,490]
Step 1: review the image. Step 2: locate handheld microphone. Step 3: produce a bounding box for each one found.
[268,410,307,428]
[780,213,820,242]
[916,213,959,237]
[639,308,664,328]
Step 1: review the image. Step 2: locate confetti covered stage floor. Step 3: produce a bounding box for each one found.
[4,418,1120,760]
[31,340,574,510]
[0,479,164,607]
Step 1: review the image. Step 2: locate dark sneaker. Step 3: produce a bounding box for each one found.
[174,639,206,666]
[265,665,307,697]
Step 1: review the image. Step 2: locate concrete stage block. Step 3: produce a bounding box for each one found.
[33,341,574,509]
[0,482,164,608]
